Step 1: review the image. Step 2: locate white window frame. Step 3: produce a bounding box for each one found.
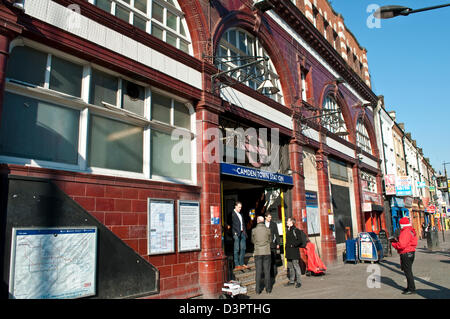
[322,95,348,141]
[90,0,192,54]
[356,118,372,154]
[2,38,197,185]
[217,28,284,105]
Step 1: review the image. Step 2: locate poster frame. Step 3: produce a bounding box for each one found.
[177,200,201,253]
[9,226,98,299]
[147,198,175,256]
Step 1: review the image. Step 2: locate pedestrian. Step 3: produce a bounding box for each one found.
[265,212,280,285]
[391,216,418,295]
[284,217,304,288]
[252,216,272,294]
[232,201,248,270]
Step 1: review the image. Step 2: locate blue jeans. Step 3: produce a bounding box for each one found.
[233,233,246,266]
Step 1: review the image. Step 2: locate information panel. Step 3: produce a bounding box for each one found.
[9,227,97,299]
[148,199,175,255]
[178,200,201,252]
[305,191,320,235]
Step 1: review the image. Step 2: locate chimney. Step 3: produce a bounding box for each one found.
[388,111,396,121]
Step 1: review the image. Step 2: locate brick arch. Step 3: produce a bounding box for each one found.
[178,0,211,59]
[318,84,355,140]
[211,10,296,107]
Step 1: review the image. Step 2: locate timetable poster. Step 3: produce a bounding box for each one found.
[178,201,201,252]
[148,199,175,255]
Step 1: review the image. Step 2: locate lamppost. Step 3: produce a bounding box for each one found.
[374,3,450,19]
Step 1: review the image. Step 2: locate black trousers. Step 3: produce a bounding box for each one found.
[400,252,416,291]
[255,255,271,293]
[270,249,278,284]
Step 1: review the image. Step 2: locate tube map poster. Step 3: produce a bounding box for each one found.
[9,227,97,299]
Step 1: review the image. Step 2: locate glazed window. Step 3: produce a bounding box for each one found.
[92,0,191,54]
[356,118,372,154]
[322,95,348,141]
[88,114,144,172]
[3,42,195,183]
[216,28,284,104]
[0,92,80,165]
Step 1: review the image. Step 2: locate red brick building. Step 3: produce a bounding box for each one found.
[0,0,384,299]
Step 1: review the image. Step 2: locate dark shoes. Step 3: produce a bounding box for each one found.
[284,282,301,288]
[402,289,416,295]
[295,283,302,288]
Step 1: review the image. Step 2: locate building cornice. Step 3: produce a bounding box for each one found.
[270,0,377,105]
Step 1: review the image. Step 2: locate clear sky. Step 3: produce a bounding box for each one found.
[328,0,450,176]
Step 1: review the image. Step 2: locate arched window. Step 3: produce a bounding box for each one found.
[322,95,348,141]
[216,28,284,104]
[93,0,192,54]
[356,118,372,153]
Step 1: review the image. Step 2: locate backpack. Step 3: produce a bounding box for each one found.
[293,228,308,248]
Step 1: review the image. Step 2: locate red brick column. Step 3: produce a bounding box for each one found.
[195,94,225,298]
[316,149,337,265]
[376,172,387,231]
[0,30,17,126]
[352,163,364,233]
[289,139,306,229]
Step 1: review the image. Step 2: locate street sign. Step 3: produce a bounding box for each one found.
[426,205,436,213]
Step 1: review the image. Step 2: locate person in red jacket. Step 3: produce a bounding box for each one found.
[391,217,418,295]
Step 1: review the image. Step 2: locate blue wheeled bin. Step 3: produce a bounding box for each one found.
[358,232,383,263]
[343,239,358,264]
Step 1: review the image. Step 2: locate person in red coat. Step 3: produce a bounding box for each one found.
[391,217,418,295]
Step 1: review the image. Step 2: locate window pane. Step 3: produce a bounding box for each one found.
[166,32,177,47]
[151,92,171,124]
[133,14,147,31]
[180,21,186,37]
[238,31,246,53]
[134,0,147,13]
[0,92,79,164]
[89,69,118,107]
[180,41,189,54]
[174,101,190,130]
[152,2,164,23]
[151,25,164,40]
[122,80,145,116]
[88,115,143,172]
[115,5,130,23]
[167,11,177,30]
[228,30,237,47]
[96,0,112,13]
[151,130,191,180]
[6,46,47,87]
[49,56,83,97]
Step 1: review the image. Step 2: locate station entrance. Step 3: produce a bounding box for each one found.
[221,172,292,279]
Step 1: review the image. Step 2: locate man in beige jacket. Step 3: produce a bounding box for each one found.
[252,216,272,294]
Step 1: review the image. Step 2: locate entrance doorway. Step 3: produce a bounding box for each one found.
[222,177,286,256]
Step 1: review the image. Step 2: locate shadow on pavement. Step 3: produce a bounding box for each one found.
[379,259,450,299]
[416,247,450,258]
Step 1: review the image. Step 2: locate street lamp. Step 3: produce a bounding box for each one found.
[374,3,450,19]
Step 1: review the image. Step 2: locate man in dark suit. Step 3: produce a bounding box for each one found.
[232,201,247,270]
[264,212,280,285]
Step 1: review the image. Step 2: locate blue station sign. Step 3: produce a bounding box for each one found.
[220,162,293,185]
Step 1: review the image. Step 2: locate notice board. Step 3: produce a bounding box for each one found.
[9,227,97,299]
[148,199,175,255]
[178,200,201,252]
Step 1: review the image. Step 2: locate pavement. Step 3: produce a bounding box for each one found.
[248,230,450,299]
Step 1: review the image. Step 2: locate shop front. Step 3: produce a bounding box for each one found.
[391,197,410,236]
